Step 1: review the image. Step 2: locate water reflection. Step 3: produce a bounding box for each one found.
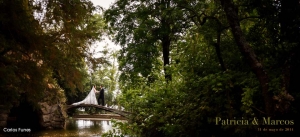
[36,118,116,137]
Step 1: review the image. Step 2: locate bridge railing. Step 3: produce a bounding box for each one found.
[65,104,131,117]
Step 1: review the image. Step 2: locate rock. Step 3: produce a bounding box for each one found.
[0,121,7,127]
[42,114,51,123]
[52,121,62,126]
[53,117,64,122]
[39,102,52,115]
[40,107,48,114]
[0,106,10,128]
[0,114,8,121]
[0,109,10,114]
[41,121,50,127]
[51,104,58,112]
[38,102,66,129]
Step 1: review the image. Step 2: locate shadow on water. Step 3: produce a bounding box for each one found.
[1,118,116,136]
[34,119,114,137]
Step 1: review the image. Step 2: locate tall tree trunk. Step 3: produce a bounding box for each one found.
[162,36,172,81]
[220,0,273,116]
[161,0,172,81]
[215,30,226,71]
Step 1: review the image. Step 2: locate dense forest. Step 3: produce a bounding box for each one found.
[0,0,110,105]
[1,0,299,136]
[103,0,299,136]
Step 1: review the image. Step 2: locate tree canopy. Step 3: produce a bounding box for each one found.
[104,0,299,136]
[0,0,106,107]
[1,0,299,136]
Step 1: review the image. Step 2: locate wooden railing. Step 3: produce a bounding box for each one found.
[65,104,131,117]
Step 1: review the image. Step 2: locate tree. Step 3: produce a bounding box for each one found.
[219,0,273,116]
[88,45,120,107]
[104,0,191,84]
[0,0,105,107]
[104,0,300,136]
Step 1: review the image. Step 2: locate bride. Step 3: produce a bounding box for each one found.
[72,85,99,105]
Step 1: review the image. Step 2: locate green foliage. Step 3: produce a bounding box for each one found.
[109,1,300,132]
[104,0,193,84]
[3,0,294,136]
[0,0,105,108]
[91,46,119,107]
[102,119,141,137]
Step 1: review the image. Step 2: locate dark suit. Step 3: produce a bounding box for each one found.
[98,88,105,106]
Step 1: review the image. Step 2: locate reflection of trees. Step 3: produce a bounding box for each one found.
[66,119,78,131]
[91,120,101,128]
[63,119,120,136]
[84,120,103,134]
[85,120,103,135]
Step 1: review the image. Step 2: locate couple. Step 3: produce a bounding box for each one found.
[72,85,105,106]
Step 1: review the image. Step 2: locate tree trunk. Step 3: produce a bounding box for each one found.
[215,30,226,71]
[162,36,172,81]
[160,0,172,81]
[220,0,273,116]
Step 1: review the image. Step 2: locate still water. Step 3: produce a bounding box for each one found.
[36,118,118,137]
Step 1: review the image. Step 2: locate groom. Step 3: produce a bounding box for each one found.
[97,85,105,106]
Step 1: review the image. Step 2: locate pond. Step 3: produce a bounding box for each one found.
[1,118,123,137]
[37,118,115,136]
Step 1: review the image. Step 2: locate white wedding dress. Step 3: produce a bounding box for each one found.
[72,87,98,105]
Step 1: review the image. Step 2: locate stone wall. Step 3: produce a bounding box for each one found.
[38,102,67,129]
[0,102,67,129]
[0,105,10,128]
